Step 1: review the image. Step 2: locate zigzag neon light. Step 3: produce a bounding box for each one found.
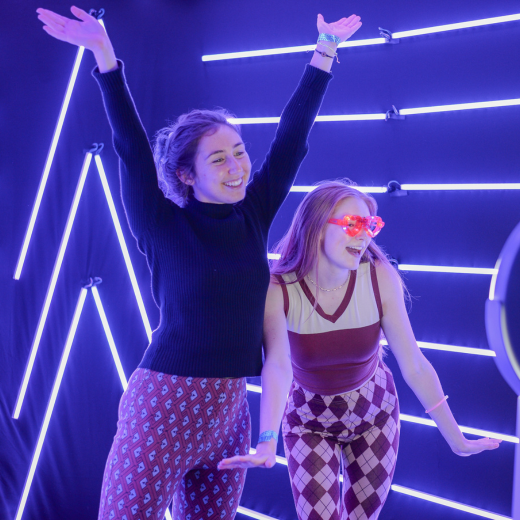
[203,13,520,61]
[14,46,86,280]
[94,155,152,342]
[15,287,88,520]
[13,153,92,420]
[229,98,520,125]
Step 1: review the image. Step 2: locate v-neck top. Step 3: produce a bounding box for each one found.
[278,262,383,395]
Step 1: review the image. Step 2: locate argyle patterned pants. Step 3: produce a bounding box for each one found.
[282,361,400,520]
[98,369,251,520]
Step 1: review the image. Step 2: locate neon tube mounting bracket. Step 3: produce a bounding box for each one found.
[387,180,408,198]
[86,142,104,155]
[379,28,399,44]
[386,105,405,121]
[88,8,105,20]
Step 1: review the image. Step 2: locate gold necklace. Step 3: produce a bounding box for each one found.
[307,273,349,292]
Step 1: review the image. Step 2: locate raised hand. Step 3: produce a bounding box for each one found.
[317,14,362,43]
[452,436,502,457]
[37,6,117,72]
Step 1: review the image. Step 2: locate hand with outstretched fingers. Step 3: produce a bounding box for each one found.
[317,13,362,43]
[217,442,276,470]
[37,6,117,71]
[452,436,502,457]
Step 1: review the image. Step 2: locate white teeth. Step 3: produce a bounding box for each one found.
[224,178,242,187]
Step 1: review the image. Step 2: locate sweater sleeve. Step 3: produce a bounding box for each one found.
[92,62,173,249]
[244,64,333,225]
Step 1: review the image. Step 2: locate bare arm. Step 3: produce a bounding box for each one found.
[37,6,117,72]
[377,261,501,456]
[218,280,293,469]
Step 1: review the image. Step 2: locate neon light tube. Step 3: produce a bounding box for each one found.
[94,156,152,342]
[400,414,518,443]
[165,509,172,520]
[202,38,385,61]
[391,485,512,520]
[246,383,262,393]
[398,264,497,275]
[393,13,520,39]
[14,46,86,280]
[228,114,386,124]
[401,183,520,191]
[237,506,279,520]
[267,253,281,260]
[14,288,88,520]
[203,13,520,62]
[400,98,520,115]
[91,286,128,389]
[290,186,388,194]
[380,339,496,357]
[13,153,92,420]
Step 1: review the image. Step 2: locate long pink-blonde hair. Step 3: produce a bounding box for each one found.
[270,179,403,291]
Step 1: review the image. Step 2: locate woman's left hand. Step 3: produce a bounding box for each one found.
[217,442,276,470]
[317,14,362,43]
[452,436,502,457]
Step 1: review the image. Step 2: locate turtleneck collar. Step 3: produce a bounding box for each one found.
[185,194,236,219]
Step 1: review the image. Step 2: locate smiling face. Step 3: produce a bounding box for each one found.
[319,196,373,272]
[188,125,251,204]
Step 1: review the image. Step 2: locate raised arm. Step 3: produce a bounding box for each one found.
[376,261,501,456]
[37,6,170,245]
[245,14,361,224]
[218,280,293,470]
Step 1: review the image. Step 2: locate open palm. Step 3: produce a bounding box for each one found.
[317,14,362,43]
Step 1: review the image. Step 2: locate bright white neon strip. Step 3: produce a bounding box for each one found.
[391,485,512,520]
[13,153,92,420]
[267,253,281,260]
[400,414,518,443]
[94,156,152,342]
[237,505,279,520]
[202,38,385,61]
[398,264,497,275]
[91,286,128,389]
[15,288,88,520]
[290,185,388,194]
[246,384,516,442]
[165,509,172,520]
[14,46,85,280]
[401,183,520,191]
[203,13,520,62]
[401,98,520,115]
[230,98,520,125]
[381,338,496,356]
[393,13,520,39]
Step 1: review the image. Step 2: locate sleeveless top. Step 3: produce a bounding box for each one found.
[278,262,383,395]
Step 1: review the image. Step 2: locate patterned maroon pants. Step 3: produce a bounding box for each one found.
[98,369,251,520]
[282,361,400,520]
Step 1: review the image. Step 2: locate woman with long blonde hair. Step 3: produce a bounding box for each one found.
[269,179,500,520]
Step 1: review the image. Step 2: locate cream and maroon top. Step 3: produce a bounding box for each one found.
[278,262,383,395]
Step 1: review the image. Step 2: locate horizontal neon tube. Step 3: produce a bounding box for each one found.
[15,288,87,520]
[400,414,518,443]
[14,46,85,280]
[246,384,516,442]
[230,98,520,125]
[290,185,388,194]
[237,506,278,520]
[94,156,152,342]
[398,264,497,275]
[202,38,385,61]
[203,14,520,61]
[91,287,128,389]
[401,183,520,191]
[391,485,512,520]
[13,153,92,420]
[393,13,520,39]
[381,339,496,357]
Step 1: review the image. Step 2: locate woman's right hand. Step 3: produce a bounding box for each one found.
[37,6,117,72]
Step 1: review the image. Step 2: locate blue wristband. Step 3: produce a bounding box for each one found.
[318,33,341,45]
[258,430,278,443]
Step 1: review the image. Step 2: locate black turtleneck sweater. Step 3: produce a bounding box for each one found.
[93,63,332,378]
